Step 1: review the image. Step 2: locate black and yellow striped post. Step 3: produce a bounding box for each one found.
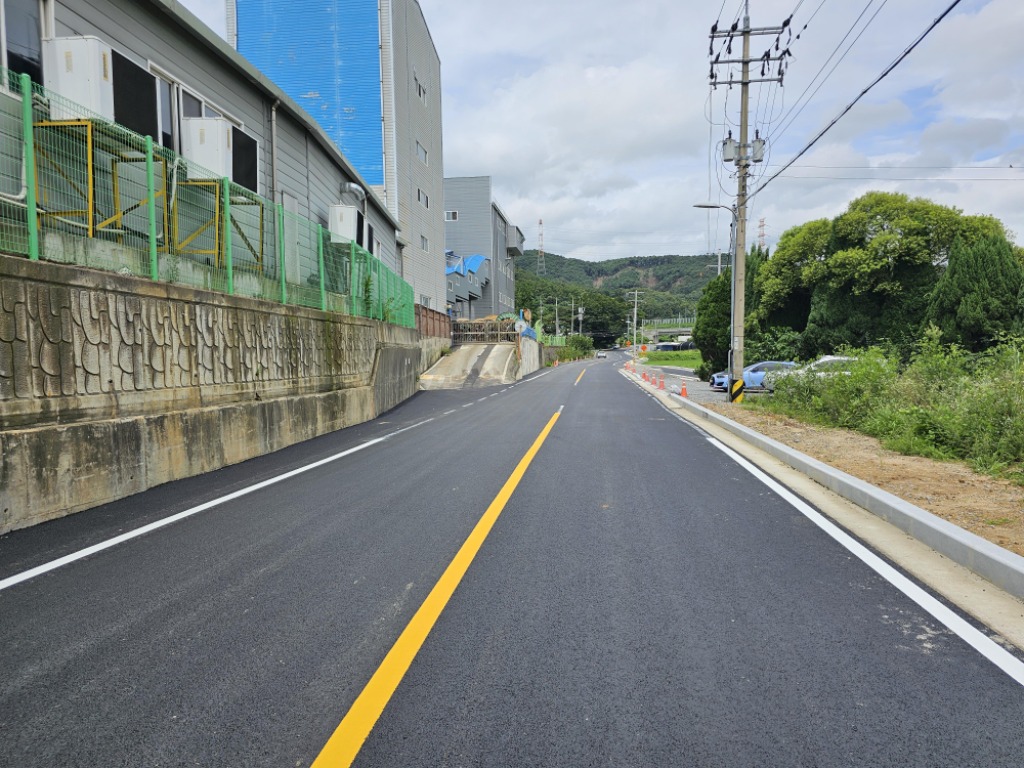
[729,377,744,403]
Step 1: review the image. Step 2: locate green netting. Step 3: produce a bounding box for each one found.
[0,67,416,329]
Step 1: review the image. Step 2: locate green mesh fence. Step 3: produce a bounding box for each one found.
[0,68,415,328]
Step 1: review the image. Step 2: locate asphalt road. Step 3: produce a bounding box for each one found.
[2,355,1024,766]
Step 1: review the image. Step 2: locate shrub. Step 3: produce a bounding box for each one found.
[756,334,1024,482]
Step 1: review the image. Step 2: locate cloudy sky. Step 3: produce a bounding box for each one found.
[182,0,1023,261]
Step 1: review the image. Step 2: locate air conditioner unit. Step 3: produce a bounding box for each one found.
[328,204,363,245]
[181,117,232,179]
[42,37,114,121]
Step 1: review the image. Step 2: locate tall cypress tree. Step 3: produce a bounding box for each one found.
[926,235,1024,350]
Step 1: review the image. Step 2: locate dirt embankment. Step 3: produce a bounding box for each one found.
[703,403,1024,558]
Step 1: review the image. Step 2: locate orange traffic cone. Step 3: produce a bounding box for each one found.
[680,381,688,397]
[659,374,665,390]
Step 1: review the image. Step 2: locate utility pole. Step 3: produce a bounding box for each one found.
[710,2,784,402]
[626,290,643,353]
[537,218,545,275]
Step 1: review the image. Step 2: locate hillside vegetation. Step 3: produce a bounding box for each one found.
[516,250,721,319]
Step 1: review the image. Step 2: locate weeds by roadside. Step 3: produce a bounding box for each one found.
[749,329,1024,484]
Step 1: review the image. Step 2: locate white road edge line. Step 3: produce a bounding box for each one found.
[0,418,435,593]
[709,439,1024,687]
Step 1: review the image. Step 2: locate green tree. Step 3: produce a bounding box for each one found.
[794,192,1006,358]
[926,235,1024,351]
[693,268,732,375]
[753,218,830,332]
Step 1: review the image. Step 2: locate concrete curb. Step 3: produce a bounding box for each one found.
[629,371,1024,601]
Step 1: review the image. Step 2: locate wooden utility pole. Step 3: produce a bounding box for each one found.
[709,3,784,402]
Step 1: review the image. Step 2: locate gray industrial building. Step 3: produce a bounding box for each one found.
[230,0,447,315]
[443,176,523,318]
[0,0,403,272]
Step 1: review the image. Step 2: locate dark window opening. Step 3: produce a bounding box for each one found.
[231,126,257,191]
[112,50,157,138]
[181,90,202,118]
[6,0,41,84]
[157,77,174,149]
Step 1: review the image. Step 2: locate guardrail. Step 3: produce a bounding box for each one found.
[0,71,414,328]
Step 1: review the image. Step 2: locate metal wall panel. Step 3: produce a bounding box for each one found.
[236,0,384,187]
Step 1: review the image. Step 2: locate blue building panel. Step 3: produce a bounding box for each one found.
[237,0,384,185]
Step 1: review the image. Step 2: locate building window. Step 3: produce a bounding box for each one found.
[445,210,458,222]
[448,281,453,291]
[414,74,427,104]
[416,141,428,165]
[421,235,428,251]
[3,0,43,84]
[152,68,233,153]
[417,188,429,208]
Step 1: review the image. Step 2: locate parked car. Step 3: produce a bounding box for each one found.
[711,361,797,391]
[743,360,797,389]
[763,355,857,392]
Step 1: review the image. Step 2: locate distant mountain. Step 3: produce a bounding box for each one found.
[516,250,726,316]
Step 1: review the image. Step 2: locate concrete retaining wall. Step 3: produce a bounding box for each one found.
[0,254,424,533]
[520,337,541,377]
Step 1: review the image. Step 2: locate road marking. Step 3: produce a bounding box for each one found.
[0,419,435,594]
[312,410,562,767]
[574,369,586,386]
[709,440,1024,687]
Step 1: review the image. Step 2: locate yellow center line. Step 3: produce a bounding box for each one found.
[574,369,586,386]
[312,409,562,767]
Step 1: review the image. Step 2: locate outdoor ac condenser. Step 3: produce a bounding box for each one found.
[181,117,233,179]
[42,37,114,121]
[328,204,363,245]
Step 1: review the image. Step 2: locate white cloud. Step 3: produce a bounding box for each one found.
[181,0,1024,258]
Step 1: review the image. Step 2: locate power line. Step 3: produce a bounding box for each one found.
[769,175,1024,182]
[753,0,968,200]
[770,0,889,146]
[769,164,1023,170]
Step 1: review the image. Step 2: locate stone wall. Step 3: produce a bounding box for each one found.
[0,254,424,533]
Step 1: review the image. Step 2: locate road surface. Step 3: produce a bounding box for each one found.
[2,355,1023,766]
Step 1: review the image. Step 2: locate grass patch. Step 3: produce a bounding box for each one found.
[643,349,703,367]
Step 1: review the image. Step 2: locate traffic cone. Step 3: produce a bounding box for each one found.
[680,381,688,397]
[659,374,665,390]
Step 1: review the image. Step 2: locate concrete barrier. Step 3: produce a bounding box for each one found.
[0,254,425,533]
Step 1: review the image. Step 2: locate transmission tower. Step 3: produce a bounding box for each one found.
[537,218,545,275]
